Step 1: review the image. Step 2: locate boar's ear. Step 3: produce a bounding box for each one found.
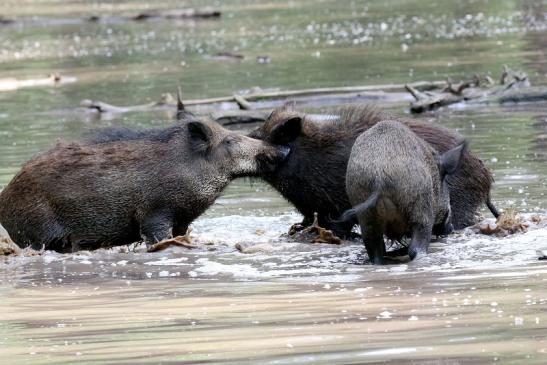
[270,117,302,144]
[438,141,467,179]
[188,121,213,152]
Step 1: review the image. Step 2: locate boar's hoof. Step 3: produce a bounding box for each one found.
[147,228,195,252]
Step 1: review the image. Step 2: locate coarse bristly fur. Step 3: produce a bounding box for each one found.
[0,116,289,252]
[342,120,465,264]
[249,103,496,237]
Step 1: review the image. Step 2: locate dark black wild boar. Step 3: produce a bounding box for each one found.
[249,104,497,237]
[339,120,466,264]
[0,115,289,252]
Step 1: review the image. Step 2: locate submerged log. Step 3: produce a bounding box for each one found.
[407,67,545,113]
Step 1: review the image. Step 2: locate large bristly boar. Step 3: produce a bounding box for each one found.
[0,114,289,252]
[249,104,497,237]
[339,120,466,264]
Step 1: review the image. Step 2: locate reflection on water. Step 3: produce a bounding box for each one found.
[1,0,547,364]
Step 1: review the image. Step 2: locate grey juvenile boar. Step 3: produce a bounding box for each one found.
[339,120,466,264]
[0,114,289,252]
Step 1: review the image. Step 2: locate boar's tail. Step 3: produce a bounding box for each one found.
[486,193,500,218]
[336,191,380,223]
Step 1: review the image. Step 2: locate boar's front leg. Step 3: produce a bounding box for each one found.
[139,211,175,246]
[408,223,433,260]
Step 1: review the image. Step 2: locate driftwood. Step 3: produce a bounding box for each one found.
[147,227,195,252]
[131,9,221,21]
[233,94,253,110]
[1,9,220,26]
[0,73,76,92]
[406,67,546,113]
[206,52,246,61]
[288,213,342,245]
[77,80,442,125]
[76,72,547,125]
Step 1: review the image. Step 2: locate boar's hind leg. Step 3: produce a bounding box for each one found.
[139,211,174,246]
[360,220,385,265]
[408,223,433,260]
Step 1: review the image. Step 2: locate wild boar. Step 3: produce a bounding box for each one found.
[340,120,466,264]
[0,114,289,252]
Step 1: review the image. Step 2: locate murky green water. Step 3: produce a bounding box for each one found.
[1,0,547,364]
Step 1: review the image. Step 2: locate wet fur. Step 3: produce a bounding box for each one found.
[0,119,286,252]
[343,121,462,263]
[250,104,495,236]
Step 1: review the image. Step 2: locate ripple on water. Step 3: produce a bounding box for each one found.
[1,213,546,285]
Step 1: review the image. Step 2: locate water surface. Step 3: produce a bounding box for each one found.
[1,0,547,364]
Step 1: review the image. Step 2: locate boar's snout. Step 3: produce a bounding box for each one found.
[256,144,290,173]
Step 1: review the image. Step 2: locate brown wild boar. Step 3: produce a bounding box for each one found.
[0,114,289,252]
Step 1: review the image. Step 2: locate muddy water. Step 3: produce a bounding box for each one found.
[1,0,547,364]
